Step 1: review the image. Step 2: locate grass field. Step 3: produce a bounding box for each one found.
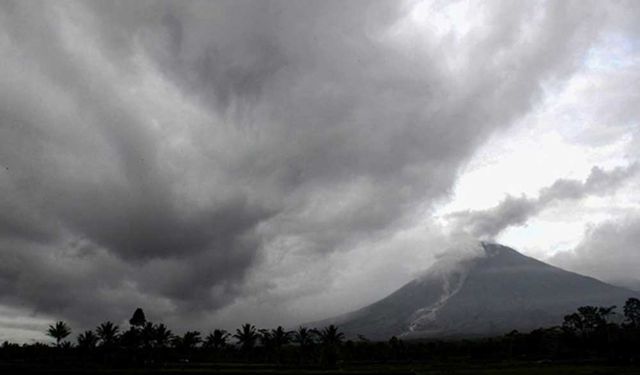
[2,361,640,375]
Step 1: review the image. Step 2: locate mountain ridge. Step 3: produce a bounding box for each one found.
[311,242,637,340]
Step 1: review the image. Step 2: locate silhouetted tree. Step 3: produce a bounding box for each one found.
[181,331,202,349]
[599,305,617,323]
[10,297,640,369]
[205,329,230,350]
[315,325,344,346]
[140,322,155,349]
[120,327,142,350]
[624,297,640,328]
[151,323,173,349]
[293,327,314,346]
[271,326,292,347]
[234,323,259,360]
[314,325,344,367]
[269,326,292,363]
[259,328,272,346]
[388,336,406,360]
[563,312,585,335]
[171,331,201,361]
[172,331,201,349]
[293,327,315,364]
[77,330,99,349]
[129,308,147,328]
[563,305,615,337]
[60,341,73,350]
[96,321,120,348]
[258,328,274,361]
[47,321,71,347]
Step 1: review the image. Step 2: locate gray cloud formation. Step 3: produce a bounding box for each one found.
[448,163,638,239]
[550,215,640,291]
[0,0,638,336]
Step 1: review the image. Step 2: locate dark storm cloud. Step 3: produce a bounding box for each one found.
[0,0,629,332]
[0,0,273,322]
[448,163,638,239]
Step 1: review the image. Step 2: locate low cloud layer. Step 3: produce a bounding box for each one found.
[447,163,638,239]
[1,0,639,339]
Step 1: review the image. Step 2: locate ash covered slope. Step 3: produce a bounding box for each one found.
[317,243,636,340]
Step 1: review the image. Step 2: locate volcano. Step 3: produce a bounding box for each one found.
[315,242,637,340]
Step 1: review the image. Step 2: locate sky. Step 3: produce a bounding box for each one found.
[0,0,639,343]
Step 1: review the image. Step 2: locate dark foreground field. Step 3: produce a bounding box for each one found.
[2,361,640,375]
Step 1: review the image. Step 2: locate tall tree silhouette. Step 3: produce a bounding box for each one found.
[234,323,259,360]
[293,326,315,363]
[129,308,147,328]
[96,321,120,348]
[171,331,201,361]
[315,325,345,346]
[47,321,71,347]
[270,326,292,363]
[77,330,99,349]
[599,305,617,324]
[151,323,173,349]
[293,327,315,347]
[172,331,202,350]
[205,329,230,350]
[139,322,155,349]
[314,325,344,367]
[271,326,292,348]
[258,328,274,362]
[121,308,147,350]
[259,328,272,347]
[563,305,616,337]
[624,298,640,328]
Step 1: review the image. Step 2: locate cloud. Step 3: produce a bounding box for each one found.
[447,163,638,239]
[0,0,637,336]
[549,215,640,290]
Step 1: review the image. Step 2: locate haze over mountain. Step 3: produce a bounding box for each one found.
[316,242,637,340]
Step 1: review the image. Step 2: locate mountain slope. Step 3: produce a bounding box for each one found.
[315,242,637,340]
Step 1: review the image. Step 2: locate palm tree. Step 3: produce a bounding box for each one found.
[96,321,120,348]
[77,330,99,349]
[181,331,202,349]
[152,323,173,349]
[270,326,292,363]
[293,327,315,348]
[259,328,272,347]
[140,322,155,349]
[313,325,344,367]
[171,331,201,349]
[234,323,259,357]
[259,328,273,362]
[293,326,315,363]
[315,325,344,346]
[205,329,230,350]
[47,321,71,347]
[170,330,202,361]
[271,326,292,347]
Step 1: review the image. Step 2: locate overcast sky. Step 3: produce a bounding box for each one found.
[1,0,639,343]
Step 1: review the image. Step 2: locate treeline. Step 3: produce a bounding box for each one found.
[1,298,640,368]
